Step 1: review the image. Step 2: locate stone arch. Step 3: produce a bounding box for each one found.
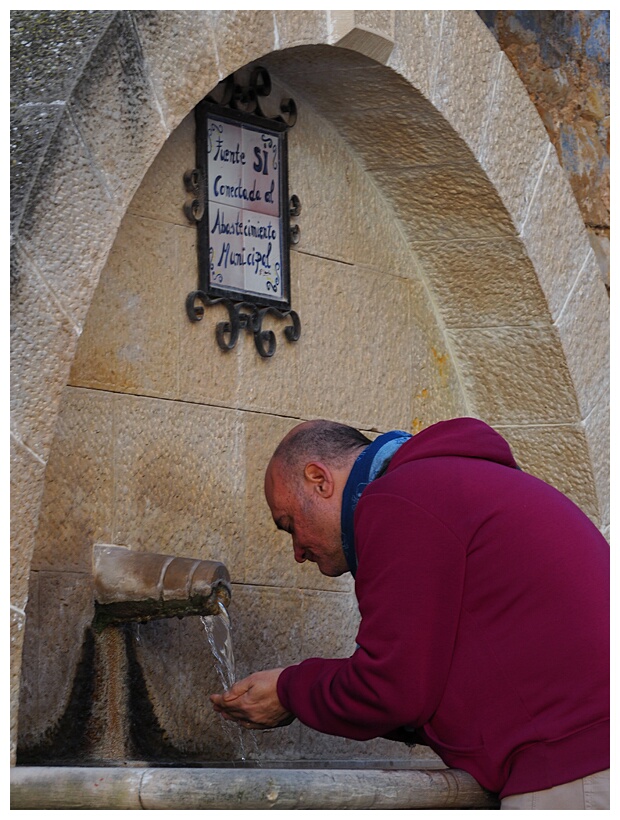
[11,10,608,760]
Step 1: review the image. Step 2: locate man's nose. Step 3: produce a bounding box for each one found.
[292,538,307,563]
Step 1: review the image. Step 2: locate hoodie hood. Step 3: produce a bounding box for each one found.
[387,417,518,473]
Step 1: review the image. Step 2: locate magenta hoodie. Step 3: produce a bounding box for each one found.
[277,418,609,797]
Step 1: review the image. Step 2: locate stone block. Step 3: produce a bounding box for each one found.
[583,396,609,530]
[478,53,550,233]
[235,257,302,419]
[344,159,420,279]
[69,215,179,399]
[388,11,444,101]
[11,247,81,458]
[275,10,329,48]
[494,423,600,527]
[330,90,472,171]
[286,100,358,265]
[411,237,550,328]
[131,12,222,131]
[431,11,501,160]
[31,387,114,573]
[447,327,580,425]
[19,570,94,746]
[10,103,63,233]
[520,147,593,321]
[353,11,395,42]
[10,436,47,609]
[68,12,169,209]
[11,606,27,765]
[177,224,242,409]
[408,281,468,432]
[113,395,245,580]
[128,112,195,227]
[10,11,116,106]
[301,590,360,660]
[373,162,515,245]
[229,584,306,759]
[297,255,413,432]
[16,111,123,331]
[555,252,609,418]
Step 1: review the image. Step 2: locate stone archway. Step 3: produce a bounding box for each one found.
[10,10,608,762]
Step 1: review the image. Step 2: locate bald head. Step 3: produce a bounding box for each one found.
[264,420,369,577]
[270,419,371,476]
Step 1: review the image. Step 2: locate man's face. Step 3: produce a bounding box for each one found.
[264,460,349,577]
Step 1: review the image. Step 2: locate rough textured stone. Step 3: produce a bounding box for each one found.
[10,103,64,234]
[230,584,304,760]
[411,238,550,328]
[113,396,245,578]
[407,280,469,432]
[177,225,242,409]
[374,161,515,244]
[447,327,580,425]
[68,215,180,399]
[10,247,81,457]
[353,10,395,41]
[10,11,115,106]
[11,607,27,766]
[16,111,123,330]
[520,147,593,321]
[129,616,242,760]
[31,387,114,573]
[275,10,329,49]
[555,251,609,418]
[18,571,94,749]
[494,424,600,526]
[479,11,609,242]
[131,12,223,131]
[477,53,550,233]
[68,12,169,208]
[10,436,47,610]
[297,255,412,432]
[286,97,360,266]
[583,396,609,530]
[431,11,501,160]
[127,111,195,227]
[388,11,444,101]
[236,256,302,419]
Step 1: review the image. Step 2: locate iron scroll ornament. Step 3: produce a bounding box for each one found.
[185,65,301,357]
[186,291,301,359]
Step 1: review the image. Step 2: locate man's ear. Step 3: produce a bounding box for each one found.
[303,462,334,498]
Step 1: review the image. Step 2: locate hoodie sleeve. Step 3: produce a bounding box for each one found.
[276,492,466,740]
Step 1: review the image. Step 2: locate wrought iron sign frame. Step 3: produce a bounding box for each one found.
[185,66,301,358]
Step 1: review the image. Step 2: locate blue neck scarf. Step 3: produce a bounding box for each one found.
[341,430,412,577]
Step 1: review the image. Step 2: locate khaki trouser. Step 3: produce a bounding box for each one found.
[501,769,609,810]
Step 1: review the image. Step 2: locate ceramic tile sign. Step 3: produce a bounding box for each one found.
[201,111,290,309]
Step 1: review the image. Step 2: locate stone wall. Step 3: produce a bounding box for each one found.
[478,11,610,286]
[11,11,609,766]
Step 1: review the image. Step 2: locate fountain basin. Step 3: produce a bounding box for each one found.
[11,764,500,809]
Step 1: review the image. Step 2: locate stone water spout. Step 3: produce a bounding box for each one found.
[92,544,231,630]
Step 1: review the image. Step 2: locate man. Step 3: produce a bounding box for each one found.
[211,418,609,809]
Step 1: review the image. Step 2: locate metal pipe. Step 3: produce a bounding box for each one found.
[92,544,231,630]
[11,766,499,810]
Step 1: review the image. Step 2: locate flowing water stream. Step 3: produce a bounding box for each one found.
[201,601,260,764]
